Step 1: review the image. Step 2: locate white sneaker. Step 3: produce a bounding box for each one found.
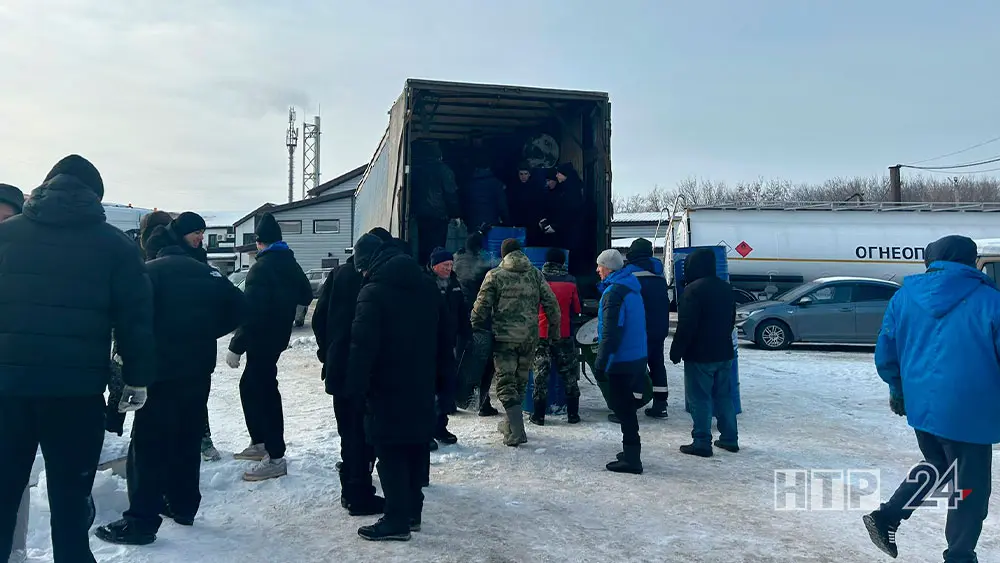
[243,456,287,482]
[233,443,266,461]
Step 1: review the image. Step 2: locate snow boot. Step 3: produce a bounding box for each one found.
[429,439,439,452]
[714,439,739,453]
[863,510,899,558]
[567,397,580,424]
[479,398,499,417]
[94,519,156,546]
[434,427,458,445]
[160,498,193,526]
[358,517,411,542]
[644,399,668,419]
[234,442,267,461]
[679,444,713,458]
[529,400,546,426]
[504,405,527,447]
[347,494,386,517]
[201,436,221,462]
[606,444,643,474]
[243,455,287,482]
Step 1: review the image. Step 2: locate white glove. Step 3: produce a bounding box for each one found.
[118,386,147,413]
[226,351,243,369]
[539,219,556,234]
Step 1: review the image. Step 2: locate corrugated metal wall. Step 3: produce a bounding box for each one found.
[271,197,354,272]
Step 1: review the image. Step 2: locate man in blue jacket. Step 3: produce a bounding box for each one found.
[594,249,647,475]
[625,238,671,418]
[864,235,999,562]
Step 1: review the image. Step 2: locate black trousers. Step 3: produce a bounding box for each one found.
[647,336,668,402]
[881,429,992,562]
[124,377,211,532]
[239,351,286,459]
[608,373,641,448]
[479,361,495,408]
[0,395,104,563]
[333,397,376,503]
[417,218,449,266]
[375,444,428,529]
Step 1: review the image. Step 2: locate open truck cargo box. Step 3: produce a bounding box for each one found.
[353,78,612,301]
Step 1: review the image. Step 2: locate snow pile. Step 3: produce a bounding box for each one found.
[20,337,1000,562]
[288,335,318,350]
[99,433,130,465]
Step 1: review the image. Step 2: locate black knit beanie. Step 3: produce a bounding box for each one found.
[170,212,207,237]
[255,213,282,244]
[500,238,521,258]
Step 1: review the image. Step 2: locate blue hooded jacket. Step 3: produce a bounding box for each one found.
[876,249,1000,445]
[596,267,648,375]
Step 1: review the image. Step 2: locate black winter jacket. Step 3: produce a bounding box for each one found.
[460,168,509,229]
[229,242,313,357]
[313,256,364,396]
[626,255,671,341]
[669,248,736,364]
[428,269,471,346]
[0,175,156,396]
[345,244,452,445]
[409,141,461,222]
[147,245,246,382]
[540,178,584,249]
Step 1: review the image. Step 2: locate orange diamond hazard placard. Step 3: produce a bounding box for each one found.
[735,241,753,257]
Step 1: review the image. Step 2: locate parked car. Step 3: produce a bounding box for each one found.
[735,276,901,350]
[305,268,333,298]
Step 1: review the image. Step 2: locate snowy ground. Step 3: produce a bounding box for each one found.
[21,330,1000,562]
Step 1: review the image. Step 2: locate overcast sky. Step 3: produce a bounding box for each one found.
[1,0,997,212]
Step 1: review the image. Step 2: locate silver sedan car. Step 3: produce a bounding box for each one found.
[736,276,901,350]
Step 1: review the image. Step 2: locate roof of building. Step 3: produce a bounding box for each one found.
[611,212,679,224]
[233,190,353,228]
[306,164,367,197]
[611,236,667,248]
[195,211,247,228]
[685,201,1000,212]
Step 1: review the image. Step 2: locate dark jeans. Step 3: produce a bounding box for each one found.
[124,377,211,532]
[647,336,668,402]
[333,397,376,503]
[375,444,428,529]
[239,351,286,459]
[684,360,738,448]
[880,430,992,562]
[0,395,104,563]
[479,361,495,408]
[417,218,449,266]
[608,372,641,448]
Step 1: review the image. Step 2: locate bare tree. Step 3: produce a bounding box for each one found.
[613,174,1000,213]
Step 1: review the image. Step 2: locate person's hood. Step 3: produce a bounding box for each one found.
[903,261,995,319]
[555,162,582,184]
[367,244,425,289]
[598,267,642,294]
[257,240,292,257]
[627,256,664,276]
[22,174,106,227]
[684,248,717,282]
[500,250,533,273]
[542,261,568,277]
[0,184,24,213]
[154,245,192,260]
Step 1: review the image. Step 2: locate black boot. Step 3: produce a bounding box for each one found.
[347,493,386,517]
[607,413,620,424]
[644,399,668,419]
[529,400,546,426]
[358,517,411,542]
[679,443,713,457]
[94,519,157,546]
[714,439,739,453]
[479,398,499,417]
[567,397,580,424]
[863,510,899,558]
[429,438,439,451]
[606,444,643,475]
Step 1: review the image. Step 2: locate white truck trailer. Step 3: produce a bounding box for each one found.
[662,201,1000,299]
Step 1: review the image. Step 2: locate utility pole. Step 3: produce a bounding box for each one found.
[285,107,299,203]
[889,165,902,202]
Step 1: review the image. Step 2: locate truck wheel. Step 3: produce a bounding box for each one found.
[755,320,791,350]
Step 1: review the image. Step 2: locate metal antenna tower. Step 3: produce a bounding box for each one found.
[285,107,299,203]
[302,113,321,198]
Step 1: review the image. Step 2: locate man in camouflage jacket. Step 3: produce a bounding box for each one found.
[470,238,560,446]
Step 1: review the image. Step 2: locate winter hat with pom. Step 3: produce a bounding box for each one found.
[255,212,282,244]
[500,238,522,258]
[44,154,105,200]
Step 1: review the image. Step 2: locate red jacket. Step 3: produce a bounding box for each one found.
[538,264,580,339]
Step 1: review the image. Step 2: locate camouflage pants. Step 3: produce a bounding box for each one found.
[532,339,581,402]
[493,340,536,409]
